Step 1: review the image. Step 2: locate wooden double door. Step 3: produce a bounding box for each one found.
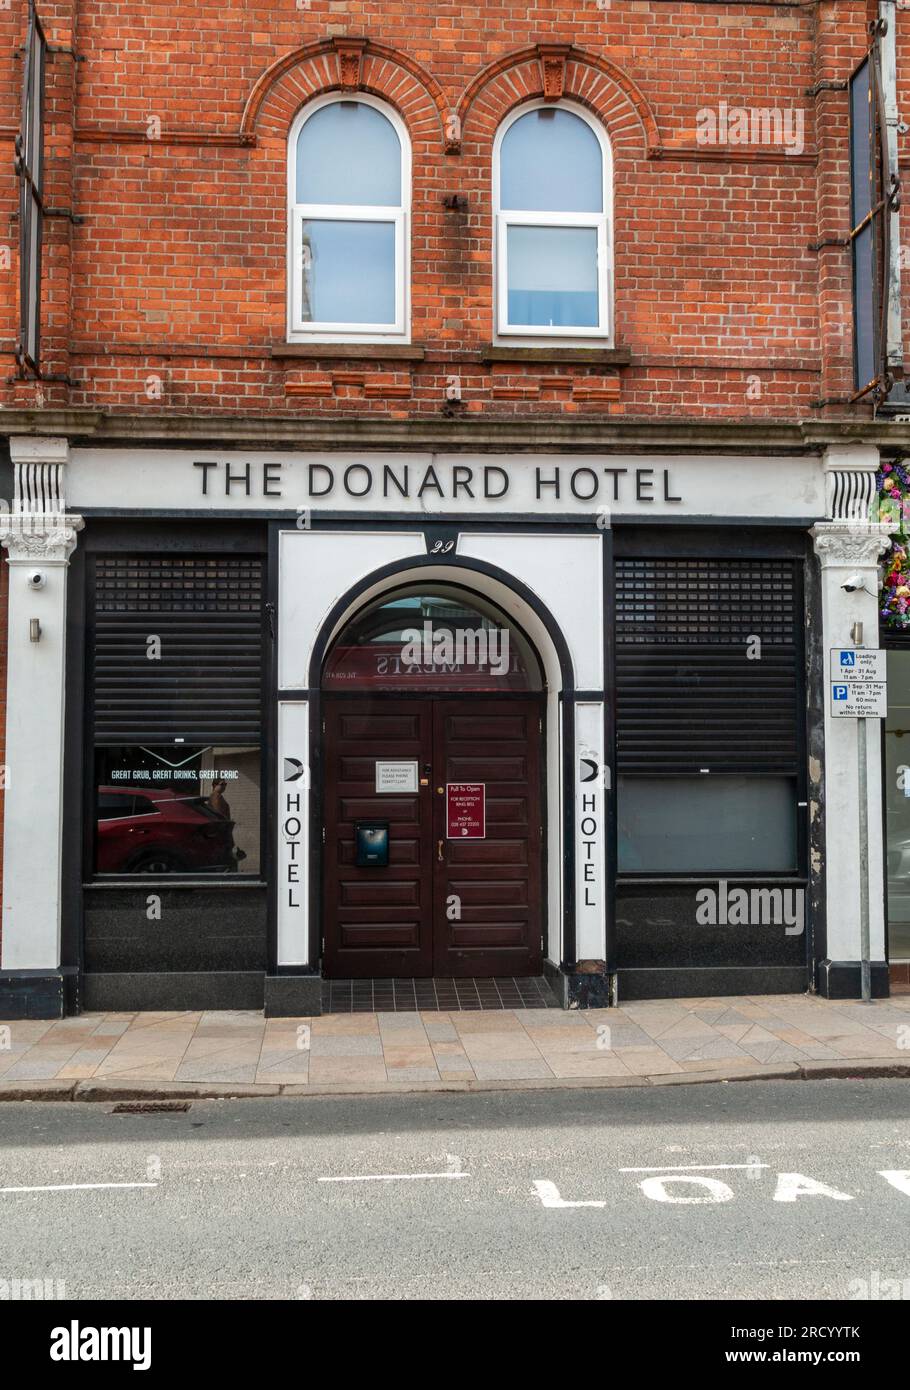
[322,697,543,977]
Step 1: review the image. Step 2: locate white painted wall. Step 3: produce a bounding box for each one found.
[68,448,826,520]
[276,529,605,969]
[814,526,889,963]
[278,529,426,689]
[457,532,603,691]
[277,700,310,966]
[1,558,71,969]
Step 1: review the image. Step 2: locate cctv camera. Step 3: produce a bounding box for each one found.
[26,570,47,591]
[841,574,865,593]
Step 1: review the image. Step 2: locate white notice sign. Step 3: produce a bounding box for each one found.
[375,761,419,793]
[830,683,888,717]
[829,647,888,718]
[829,648,887,681]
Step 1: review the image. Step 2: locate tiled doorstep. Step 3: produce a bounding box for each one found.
[1,996,909,1091]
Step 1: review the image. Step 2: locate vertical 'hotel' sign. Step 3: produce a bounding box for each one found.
[574,702,607,963]
[278,701,309,965]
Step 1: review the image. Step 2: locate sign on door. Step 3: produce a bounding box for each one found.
[446,783,485,838]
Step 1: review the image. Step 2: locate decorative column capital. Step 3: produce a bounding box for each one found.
[811,521,891,569]
[0,513,84,564]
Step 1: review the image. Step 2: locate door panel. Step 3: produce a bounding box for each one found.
[322,701,434,977]
[322,696,543,977]
[432,700,543,976]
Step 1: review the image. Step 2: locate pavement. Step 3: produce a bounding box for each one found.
[2,1080,910,1300]
[3,992,910,1099]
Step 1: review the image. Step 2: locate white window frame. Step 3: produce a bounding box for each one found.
[493,100,613,343]
[287,93,411,343]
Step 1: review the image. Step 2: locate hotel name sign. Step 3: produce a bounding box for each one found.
[68,450,825,518]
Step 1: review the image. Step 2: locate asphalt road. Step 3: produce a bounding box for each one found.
[1,1079,910,1301]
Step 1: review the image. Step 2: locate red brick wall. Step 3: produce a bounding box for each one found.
[0,0,893,422]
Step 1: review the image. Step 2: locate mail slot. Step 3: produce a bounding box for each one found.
[355,821,390,867]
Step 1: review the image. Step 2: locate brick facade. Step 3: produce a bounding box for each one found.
[0,0,893,423]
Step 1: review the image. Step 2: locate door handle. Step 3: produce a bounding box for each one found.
[437,839,444,862]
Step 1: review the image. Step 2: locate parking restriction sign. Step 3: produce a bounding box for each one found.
[829,648,887,718]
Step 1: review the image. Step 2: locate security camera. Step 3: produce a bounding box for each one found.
[26,570,47,591]
[841,574,867,593]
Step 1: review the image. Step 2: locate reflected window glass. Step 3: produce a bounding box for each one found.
[618,776,797,874]
[495,105,609,338]
[323,586,543,691]
[94,746,261,876]
[290,98,407,337]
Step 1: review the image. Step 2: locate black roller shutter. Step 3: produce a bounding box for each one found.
[615,556,800,775]
[91,555,265,743]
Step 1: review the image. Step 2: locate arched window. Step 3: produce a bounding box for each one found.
[322,585,544,692]
[494,102,611,339]
[288,95,410,340]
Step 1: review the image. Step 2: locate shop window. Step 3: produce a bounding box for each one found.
[615,554,803,876]
[494,103,611,339]
[618,776,798,874]
[288,95,410,340]
[89,555,265,878]
[322,584,543,691]
[93,746,261,876]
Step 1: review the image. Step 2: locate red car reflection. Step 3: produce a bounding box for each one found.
[96,786,237,874]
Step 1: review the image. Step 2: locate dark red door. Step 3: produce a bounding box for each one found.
[431,700,542,976]
[322,697,543,977]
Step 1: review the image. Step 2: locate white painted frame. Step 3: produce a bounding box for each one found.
[286,93,411,343]
[493,100,613,343]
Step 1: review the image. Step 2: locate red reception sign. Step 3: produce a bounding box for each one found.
[446,782,485,839]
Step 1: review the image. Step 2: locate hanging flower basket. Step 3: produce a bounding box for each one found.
[877,462,910,628]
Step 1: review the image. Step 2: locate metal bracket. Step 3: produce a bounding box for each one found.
[45,208,85,224]
[16,43,84,62]
[808,237,849,252]
[805,80,847,97]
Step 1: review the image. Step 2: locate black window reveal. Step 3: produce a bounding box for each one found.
[848,24,901,402]
[89,556,266,877]
[615,555,802,876]
[14,0,47,379]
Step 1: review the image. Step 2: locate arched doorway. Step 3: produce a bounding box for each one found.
[320,583,546,977]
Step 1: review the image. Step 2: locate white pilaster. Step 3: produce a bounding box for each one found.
[812,445,889,971]
[0,438,83,971]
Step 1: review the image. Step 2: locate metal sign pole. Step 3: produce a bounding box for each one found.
[858,714,871,1002]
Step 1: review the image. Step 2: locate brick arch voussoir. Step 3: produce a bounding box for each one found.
[458,45,660,158]
[243,39,448,149]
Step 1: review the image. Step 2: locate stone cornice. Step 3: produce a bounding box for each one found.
[0,410,907,455]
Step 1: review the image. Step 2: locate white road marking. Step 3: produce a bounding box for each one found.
[0,1182,158,1194]
[619,1163,770,1172]
[639,1175,735,1204]
[878,1169,910,1195]
[532,1180,605,1209]
[773,1173,853,1202]
[318,1172,469,1183]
